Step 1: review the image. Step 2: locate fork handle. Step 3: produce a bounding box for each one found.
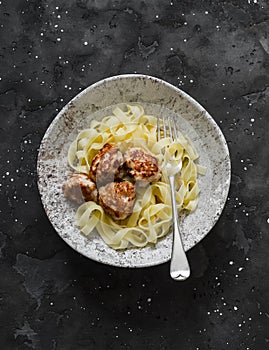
[169,175,190,281]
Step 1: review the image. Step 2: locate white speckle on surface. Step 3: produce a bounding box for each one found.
[234,306,238,311]
[205,11,209,14]
[229,261,234,265]
[267,218,269,224]
[155,15,159,18]
[190,79,193,83]
[84,41,88,46]
[238,267,244,272]
[147,298,151,303]
[250,118,255,122]
[54,24,58,28]
[183,38,187,42]
[57,38,61,42]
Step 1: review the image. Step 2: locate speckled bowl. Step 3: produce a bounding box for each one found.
[37,74,231,268]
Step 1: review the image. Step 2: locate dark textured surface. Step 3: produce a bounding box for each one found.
[1,0,269,349]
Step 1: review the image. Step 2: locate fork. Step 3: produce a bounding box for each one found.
[157,115,191,281]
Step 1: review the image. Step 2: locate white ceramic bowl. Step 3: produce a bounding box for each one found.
[37,74,231,267]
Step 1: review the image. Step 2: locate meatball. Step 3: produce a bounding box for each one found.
[62,173,98,204]
[99,181,136,220]
[124,147,161,184]
[89,143,124,186]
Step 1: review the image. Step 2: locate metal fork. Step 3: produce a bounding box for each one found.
[157,115,190,281]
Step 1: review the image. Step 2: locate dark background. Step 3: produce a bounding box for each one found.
[1,0,269,349]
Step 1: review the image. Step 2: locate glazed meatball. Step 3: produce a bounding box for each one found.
[124,147,161,184]
[99,181,136,220]
[89,143,124,186]
[62,173,98,204]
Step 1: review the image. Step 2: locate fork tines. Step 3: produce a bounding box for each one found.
[157,116,178,142]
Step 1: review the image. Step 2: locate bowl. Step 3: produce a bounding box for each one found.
[37,74,231,268]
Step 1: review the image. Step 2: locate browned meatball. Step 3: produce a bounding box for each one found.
[62,173,98,204]
[99,181,136,220]
[89,143,124,186]
[124,147,161,184]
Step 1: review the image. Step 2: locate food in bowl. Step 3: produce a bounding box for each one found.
[63,104,205,250]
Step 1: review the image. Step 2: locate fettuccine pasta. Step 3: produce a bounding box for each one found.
[67,104,204,250]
